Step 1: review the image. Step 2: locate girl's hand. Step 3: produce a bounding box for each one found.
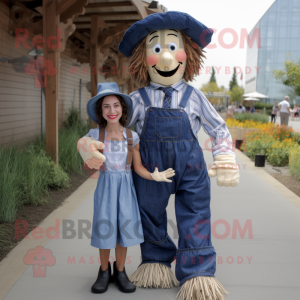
[150,168,175,183]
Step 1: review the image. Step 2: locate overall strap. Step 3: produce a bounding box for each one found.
[126,128,133,172]
[179,85,194,108]
[98,128,132,173]
[138,88,152,107]
[98,127,105,154]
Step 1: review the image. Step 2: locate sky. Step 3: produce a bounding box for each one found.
[159,0,276,90]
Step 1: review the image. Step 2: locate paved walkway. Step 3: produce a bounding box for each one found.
[1,130,300,300]
[270,115,300,132]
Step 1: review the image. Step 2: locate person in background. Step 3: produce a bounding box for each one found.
[294,104,299,120]
[227,101,235,114]
[249,105,255,113]
[236,105,243,113]
[271,101,278,123]
[278,96,290,126]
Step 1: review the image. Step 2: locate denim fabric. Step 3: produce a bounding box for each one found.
[90,129,144,249]
[132,87,216,286]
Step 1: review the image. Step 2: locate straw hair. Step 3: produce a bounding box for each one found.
[176,276,229,300]
[129,263,179,288]
[128,30,207,88]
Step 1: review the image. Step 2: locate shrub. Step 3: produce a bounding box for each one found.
[243,102,273,110]
[0,107,90,223]
[240,124,300,167]
[240,136,275,159]
[0,142,70,223]
[266,139,298,166]
[60,107,91,174]
[233,113,269,123]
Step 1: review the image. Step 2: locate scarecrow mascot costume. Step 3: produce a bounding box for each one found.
[79,11,240,300]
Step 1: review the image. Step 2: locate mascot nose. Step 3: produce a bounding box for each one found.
[161,52,173,66]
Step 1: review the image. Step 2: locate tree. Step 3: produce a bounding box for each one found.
[228,85,244,103]
[210,66,216,83]
[200,81,220,93]
[272,54,300,96]
[220,85,226,92]
[229,67,238,91]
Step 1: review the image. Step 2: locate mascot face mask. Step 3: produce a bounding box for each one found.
[145,29,187,86]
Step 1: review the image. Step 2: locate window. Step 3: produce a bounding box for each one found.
[267,26,275,38]
[266,38,275,50]
[259,37,267,50]
[278,0,289,12]
[290,39,298,50]
[277,51,288,64]
[278,39,287,51]
[267,51,276,63]
[291,13,300,25]
[257,78,265,87]
[292,0,300,11]
[274,39,281,50]
[279,27,287,38]
[260,15,268,27]
[279,13,288,25]
[259,26,268,39]
[290,26,299,38]
[268,13,276,26]
[258,52,265,66]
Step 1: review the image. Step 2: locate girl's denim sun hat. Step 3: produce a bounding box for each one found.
[118,11,214,57]
[86,82,133,127]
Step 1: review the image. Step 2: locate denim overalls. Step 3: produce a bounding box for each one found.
[132,86,217,286]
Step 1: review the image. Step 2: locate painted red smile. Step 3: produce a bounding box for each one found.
[108,115,117,119]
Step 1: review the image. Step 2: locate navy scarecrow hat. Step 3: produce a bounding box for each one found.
[118,11,214,58]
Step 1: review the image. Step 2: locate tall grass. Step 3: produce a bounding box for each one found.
[0,106,89,223]
[59,106,90,174]
[0,141,70,223]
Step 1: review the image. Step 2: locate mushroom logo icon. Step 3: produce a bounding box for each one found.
[23,246,56,277]
[24,56,57,88]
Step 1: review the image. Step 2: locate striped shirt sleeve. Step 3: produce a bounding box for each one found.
[193,89,235,159]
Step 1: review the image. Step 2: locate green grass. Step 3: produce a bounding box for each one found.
[233,113,269,123]
[289,146,300,180]
[0,107,90,223]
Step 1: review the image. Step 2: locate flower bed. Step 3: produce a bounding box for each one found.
[225,119,274,147]
[239,124,300,167]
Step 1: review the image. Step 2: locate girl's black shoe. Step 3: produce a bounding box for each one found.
[113,261,136,293]
[91,262,114,293]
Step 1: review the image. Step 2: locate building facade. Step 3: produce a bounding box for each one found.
[245,0,300,104]
[0,0,166,152]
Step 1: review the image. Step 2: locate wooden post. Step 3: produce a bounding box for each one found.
[90,15,100,128]
[43,0,60,164]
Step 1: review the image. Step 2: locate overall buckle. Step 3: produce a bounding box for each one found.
[126,164,131,173]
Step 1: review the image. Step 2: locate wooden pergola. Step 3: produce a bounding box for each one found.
[9,0,166,164]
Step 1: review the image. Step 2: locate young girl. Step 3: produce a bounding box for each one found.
[79,82,175,294]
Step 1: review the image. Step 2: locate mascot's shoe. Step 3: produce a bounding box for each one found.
[176,276,229,300]
[91,262,114,293]
[113,261,136,293]
[129,262,179,288]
